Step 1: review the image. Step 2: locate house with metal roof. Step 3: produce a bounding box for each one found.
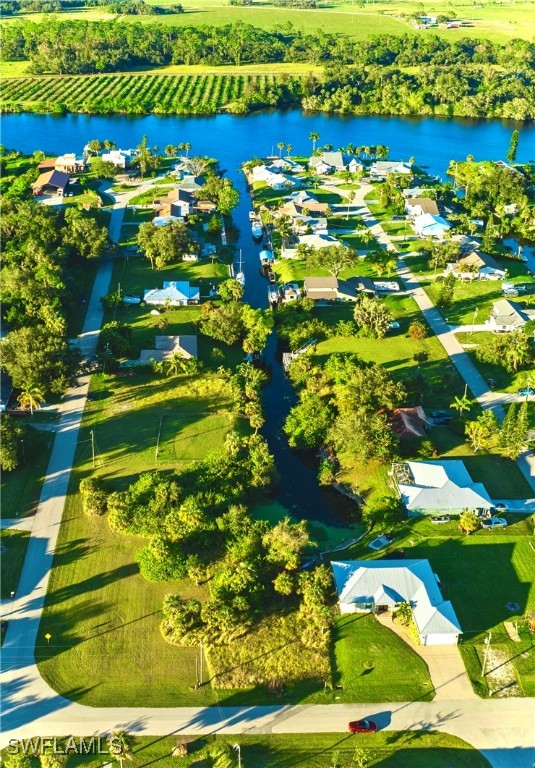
[370,161,412,180]
[391,459,492,516]
[32,170,70,197]
[414,213,452,239]
[485,298,533,333]
[143,281,200,306]
[331,559,462,645]
[446,251,507,281]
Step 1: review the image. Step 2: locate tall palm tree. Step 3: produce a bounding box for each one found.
[184,142,191,157]
[309,131,320,152]
[277,141,285,158]
[285,143,292,158]
[19,383,45,416]
[346,189,356,215]
[450,393,472,418]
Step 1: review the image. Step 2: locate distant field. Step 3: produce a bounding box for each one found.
[2,0,534,42]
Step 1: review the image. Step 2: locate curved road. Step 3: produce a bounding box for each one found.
[1,178,534,768]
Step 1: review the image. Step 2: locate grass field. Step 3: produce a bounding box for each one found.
[24,732,491,768]
[4,0,535,42]
[35,371,240,707]
[341,515,535,697]
[455,332,530,394]
[0,529,30,598]
[0,428,54,519]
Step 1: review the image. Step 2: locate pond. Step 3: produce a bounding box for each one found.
[4,112,534,531]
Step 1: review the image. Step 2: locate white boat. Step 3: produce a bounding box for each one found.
[235,250,245,286]
[259,249,272,263]
[249,211,257,222]
[268,285,280,303]
[252,222,263,239]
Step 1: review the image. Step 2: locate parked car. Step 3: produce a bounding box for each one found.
[389,321,400,329]
[521,255,528,263]
[430,515,450,524]
[481,517,507,530]
[518,387,535,397]
[349,720,377,734]
[487,378,497,390]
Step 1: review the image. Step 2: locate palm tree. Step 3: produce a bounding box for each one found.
[309,131,320,152]
[450,392,472,418]
[178,142,185,155]
[164,350,188,376]
[277,141,285,158]
[18,383,45,416]
[184,142,191,157]
[285,143,292,158]
[164,144,177,157]
[346,189,356,215]
[103,139,116,150]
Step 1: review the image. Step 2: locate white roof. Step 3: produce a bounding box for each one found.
[372,161,412,173]
[332,559,462,638]
[399,459,492,511]
[297,233,339,249]
[143,280,199,304]
[152,216,183,227]
[310,151,344,169]
[415,214,452,234]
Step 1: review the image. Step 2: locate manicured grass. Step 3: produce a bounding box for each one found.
[344,516,535,697]
[28,732,492,768]
[0,529,30,598]
[128,186,175,205]
[313,295,467,410]
[454,331,530,395]
[0,427,54,519]
[36,371,241,707]
[333,613,434,702]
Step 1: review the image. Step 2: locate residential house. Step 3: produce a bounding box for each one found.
[55,153,87,174]
[392,459,493,516]
[252,165,296,190]
[291,215,328,235]
[345,156,364,174]
[390,407,430,440]
[131,335,198,366]
[446,251,507,281]
[280,192,330,217]
[143,281,200,306]
[414,213,452,239]
[405,197,439,218]
[281,283,302,303]
[402,187,433,199]
[337,276,376,300]
[37,158,56,172]
[370,161,412,180]
[304,276,339,301]
[32,170,70,197]
[266,157,304,174]
[331,559,462,646]
[485,298,533,333]
[179,174,205,193]
[281,233,340,259]
[101,149,135,169]
[309,151,345,174]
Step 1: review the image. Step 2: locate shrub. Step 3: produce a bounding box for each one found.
[79,477,107,516]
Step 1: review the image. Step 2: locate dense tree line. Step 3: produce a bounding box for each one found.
[3,21,534,76]
[0,147,110,396]
[0,0,182,13]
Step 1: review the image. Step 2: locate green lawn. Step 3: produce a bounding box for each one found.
[21,732,491,768]
[332,613,434,702]
[0,427,54,519]
[1,529,30,598]
[36,371,241,707]
[343,516,535,697]
[455,334,531,395]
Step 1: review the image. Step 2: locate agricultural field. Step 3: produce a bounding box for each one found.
[0,72,289,114]
[3,0,535,42]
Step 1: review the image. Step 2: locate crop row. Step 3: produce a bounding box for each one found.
[1,73,290,109]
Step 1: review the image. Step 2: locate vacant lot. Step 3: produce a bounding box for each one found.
[1,529,30,598]
[36,371,240,706]
[38,732,492,768]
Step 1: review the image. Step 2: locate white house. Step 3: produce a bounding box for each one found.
[485,298,533,333]
[370,161,412,180]
[446,251,507,281]
[281,233,340,259]
[309,151,345,174]
[414,213,452,239]
[291,215,328,235]
[266,157,304,174]
[403,187,433,199]
[55,153,87,174]
[392,459,492,516]
[331,559,462,646]
[132,334,198,366]
[143,280,200,306]
[101,149,135,169]
[252,165,296,190]
[405,197,439,218]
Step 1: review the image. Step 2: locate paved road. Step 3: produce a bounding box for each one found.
[2,177,534,768]
[351,183,535,494]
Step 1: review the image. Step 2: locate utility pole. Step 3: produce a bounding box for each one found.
[155,414,163,463]
[482,630,492,677]
[199,639,203,686]
[90,429,95,468]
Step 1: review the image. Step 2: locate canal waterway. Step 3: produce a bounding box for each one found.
[4,112,534,530]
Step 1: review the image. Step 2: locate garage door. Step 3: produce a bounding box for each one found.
[423,633,458,646]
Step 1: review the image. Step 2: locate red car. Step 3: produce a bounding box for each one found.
[348,719,377,734]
